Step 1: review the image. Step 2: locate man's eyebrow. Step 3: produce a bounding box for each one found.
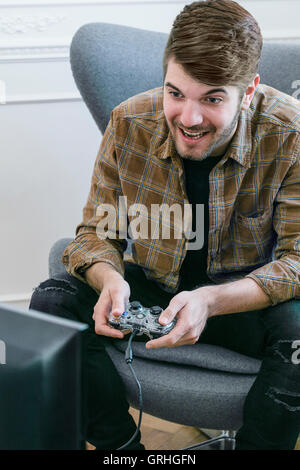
[165,82,182,93]
[164,81,228,96]
[204,88,228,96]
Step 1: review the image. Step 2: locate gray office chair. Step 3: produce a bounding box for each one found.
[49,24,299,449]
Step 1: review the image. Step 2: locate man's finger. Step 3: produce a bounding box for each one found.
[92,292,122,337]
[110,297,128,317]
[159,295,186,325]
[146,318,185,349]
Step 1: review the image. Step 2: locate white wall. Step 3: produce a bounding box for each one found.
[0,0,299,304]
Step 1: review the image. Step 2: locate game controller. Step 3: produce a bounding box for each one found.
[109,301,176,339]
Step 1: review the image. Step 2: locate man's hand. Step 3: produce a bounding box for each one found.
[92,273,131,339]
[146,288,211,349]
[145,277,271,350]
[85,262,131,339]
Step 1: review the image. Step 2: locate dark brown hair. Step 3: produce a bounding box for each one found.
[163,0,263,91]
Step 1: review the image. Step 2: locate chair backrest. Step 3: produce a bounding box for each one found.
[70,22,299,133]
[70,23,167,134]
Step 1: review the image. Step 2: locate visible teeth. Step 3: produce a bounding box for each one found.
[182,129,206,139]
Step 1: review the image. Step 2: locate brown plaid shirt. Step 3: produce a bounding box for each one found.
[62,84,300,305]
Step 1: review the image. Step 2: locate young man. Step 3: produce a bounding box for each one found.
[30,0,300,450]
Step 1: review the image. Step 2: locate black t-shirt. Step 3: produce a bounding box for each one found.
[178,154,224,291]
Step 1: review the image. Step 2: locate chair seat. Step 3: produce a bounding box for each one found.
[105,342,258,430]
[113,338,261,374]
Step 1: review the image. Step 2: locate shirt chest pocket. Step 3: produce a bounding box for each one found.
[229,207,275,262]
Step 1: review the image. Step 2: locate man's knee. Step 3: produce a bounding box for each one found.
[33,277,79,297]
[30,275,97,327]
[30,277,79,315]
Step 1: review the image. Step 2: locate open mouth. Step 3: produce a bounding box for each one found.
[179,127,210,141]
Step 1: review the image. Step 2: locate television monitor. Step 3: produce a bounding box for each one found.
[0,302,88,450]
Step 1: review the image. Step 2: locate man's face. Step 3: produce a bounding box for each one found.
[163,58,245,161]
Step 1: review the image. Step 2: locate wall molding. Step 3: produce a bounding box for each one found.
[0,14,67,35]
[264,30,300,40]
[1,91,81,104]
[0,44,69,62]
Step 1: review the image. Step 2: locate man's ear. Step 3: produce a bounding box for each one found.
[241,74,260,110]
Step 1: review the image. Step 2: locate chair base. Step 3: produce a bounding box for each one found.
[181,431,236,450]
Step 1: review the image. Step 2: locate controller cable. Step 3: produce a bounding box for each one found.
[116,329,144,450]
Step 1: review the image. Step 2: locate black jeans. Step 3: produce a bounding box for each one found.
[29,263,300,450]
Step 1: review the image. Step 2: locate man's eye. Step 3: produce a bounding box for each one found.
[169,91,182,98]
[207,97,222,104]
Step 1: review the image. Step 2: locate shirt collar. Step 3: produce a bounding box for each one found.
[156,134,176,160]
[155,117,176,160]
[225,109,253,168]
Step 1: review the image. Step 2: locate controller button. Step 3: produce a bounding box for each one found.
[136,313,145,319]
[150,306,163,316]
[130,301,142,311]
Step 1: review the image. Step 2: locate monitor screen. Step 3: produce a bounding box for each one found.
[0,302,88,450]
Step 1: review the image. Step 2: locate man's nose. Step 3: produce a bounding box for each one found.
[180,101,204,128]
